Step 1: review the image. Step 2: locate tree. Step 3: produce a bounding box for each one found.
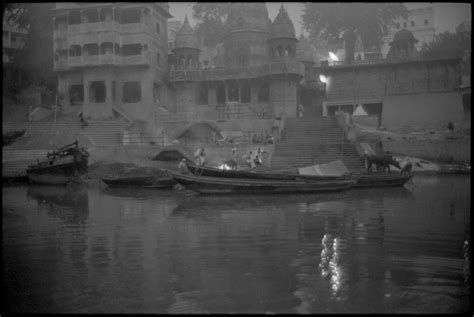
[421,31,468,60]
[421,30,470,79]
[192,2,231,47]
[302,3,408,61]
[3,3,56,90]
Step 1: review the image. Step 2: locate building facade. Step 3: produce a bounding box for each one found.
[381,5,435,57]
[51,3,172,121]
[3,20,28,85]
[167,4,303,119]
[319,29,464,130]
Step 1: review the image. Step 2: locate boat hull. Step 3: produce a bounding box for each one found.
[353,174,412,188]
[102,176,176,188]
[172,173,356,195]
[186,163,347,181]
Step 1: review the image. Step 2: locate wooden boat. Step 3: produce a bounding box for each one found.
[172,172,356,195]
[102,176,176,188]
[352,173,412,188]
[186,163,348,181]
[26,141,89,185]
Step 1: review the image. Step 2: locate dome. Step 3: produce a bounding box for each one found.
[227,3,271,33]
[390,29,418,46]
[174,16,200,50]
[270,5,295,39]
[296,34,314,63]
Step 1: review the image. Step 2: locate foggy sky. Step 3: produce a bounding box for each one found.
[168,2,471,35]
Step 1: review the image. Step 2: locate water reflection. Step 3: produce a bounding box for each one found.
[2,175,470,313]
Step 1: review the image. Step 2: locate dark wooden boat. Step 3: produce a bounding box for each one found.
[102,176,176,188]
[186,163,347,180]
[352,173,413,188]
[26,141,89,185]
[172,172,356,195]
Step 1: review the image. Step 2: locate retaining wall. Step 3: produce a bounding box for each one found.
[382,139,471,163]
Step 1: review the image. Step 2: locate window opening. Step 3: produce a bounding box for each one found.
[89,81,106,103]
[69,84,84,105]
[121,44,141,56]
[122,82,141,103]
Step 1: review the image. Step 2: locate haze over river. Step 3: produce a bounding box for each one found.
[3,175,470,313]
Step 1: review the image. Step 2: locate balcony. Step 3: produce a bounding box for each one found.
[168,61,304,82]
[121,54,149,66]
[68,56,83,67]
[121,23,145,34]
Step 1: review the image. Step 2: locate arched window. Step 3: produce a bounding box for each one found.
[100,42,113,55]
[187,55,194,69]
[277,45,284,57]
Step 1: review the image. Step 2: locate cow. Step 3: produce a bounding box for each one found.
[366,154,401,174]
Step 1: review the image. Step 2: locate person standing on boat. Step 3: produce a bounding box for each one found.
[244,151,253,168]
[199,148,206,166]
[194,148,205,166]
[178,158,188,173]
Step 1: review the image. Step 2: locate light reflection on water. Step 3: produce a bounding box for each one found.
[2,175,470,314]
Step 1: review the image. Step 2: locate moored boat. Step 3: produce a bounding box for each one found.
[26,141,89,185]
[352,173,413,188]
[185,163,348,180]
[172,172,356,195]
[102,176,176,188]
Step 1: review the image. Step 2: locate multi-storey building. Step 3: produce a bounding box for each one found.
[167,4,303,118]
[50,3,172,121]
[3,19,28,85]
[381,5,435,57]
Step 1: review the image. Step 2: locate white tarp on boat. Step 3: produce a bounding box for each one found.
[298,160,351,177]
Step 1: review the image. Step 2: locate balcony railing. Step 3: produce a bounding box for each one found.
[168,61,304,82]
[53,53,152,70]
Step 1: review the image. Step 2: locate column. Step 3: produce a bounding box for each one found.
[106,77,113,118]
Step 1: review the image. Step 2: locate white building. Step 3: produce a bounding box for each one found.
[381,5,435,57]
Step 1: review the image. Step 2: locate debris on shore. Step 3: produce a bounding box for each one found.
[88,161,171,179]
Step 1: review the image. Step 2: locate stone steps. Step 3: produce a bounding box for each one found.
[271,116,366,172]
[3,119,127,148]
[2,149,50,177]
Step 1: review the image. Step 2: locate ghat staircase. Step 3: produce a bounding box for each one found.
[270,117,366,172]
[3,118,127,178]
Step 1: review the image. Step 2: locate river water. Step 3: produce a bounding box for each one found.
[2,175,470,314]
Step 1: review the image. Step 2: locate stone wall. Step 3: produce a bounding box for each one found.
[270,78,297,117]
[382,92,464,130]
[382,139,471,163]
